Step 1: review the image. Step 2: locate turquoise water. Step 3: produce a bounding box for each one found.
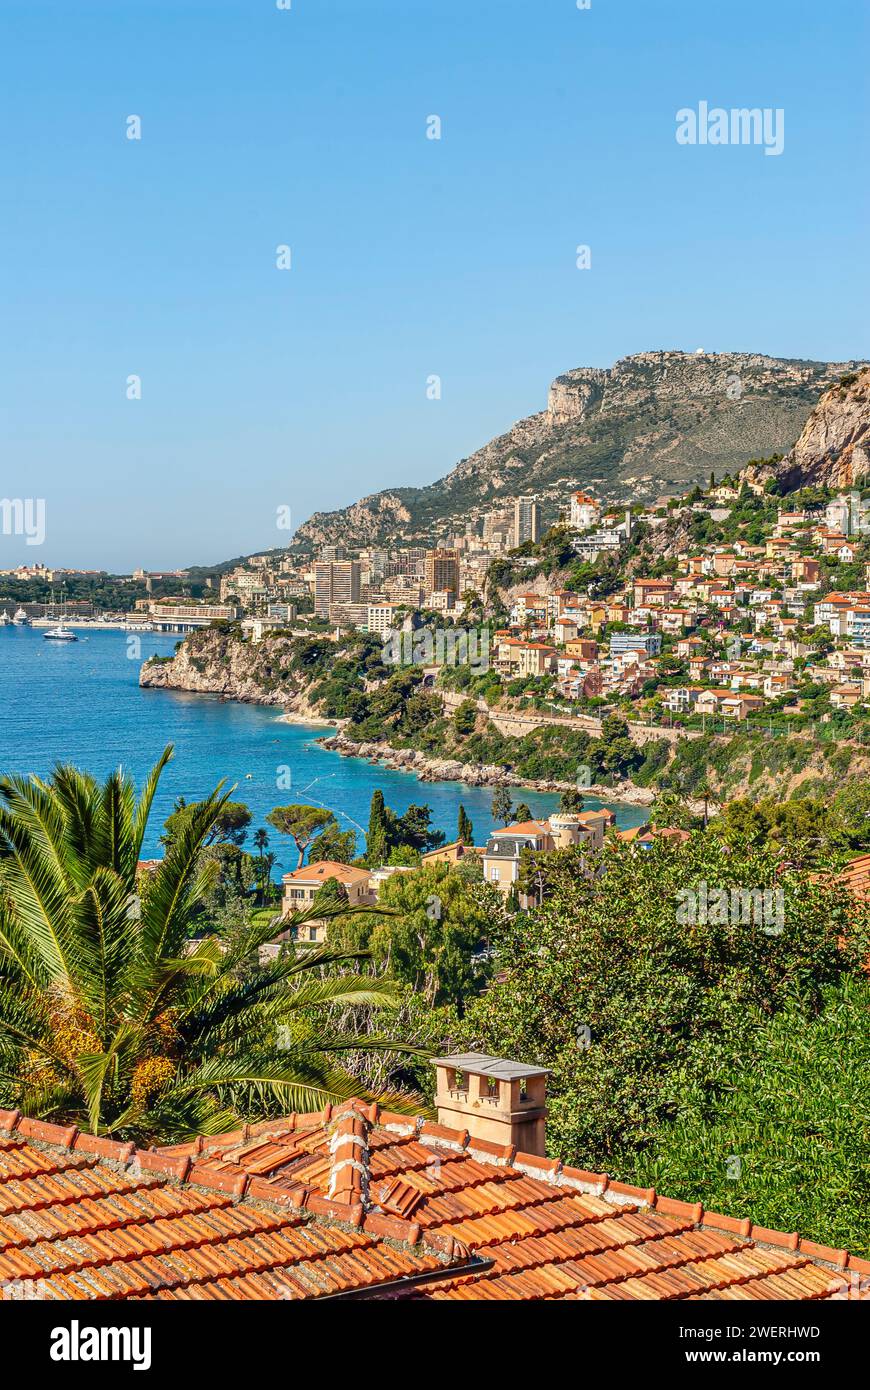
[0,627,647,873]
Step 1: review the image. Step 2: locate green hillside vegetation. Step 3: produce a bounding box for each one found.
[443,838,870,1254]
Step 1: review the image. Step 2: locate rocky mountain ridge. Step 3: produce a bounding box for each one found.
[741,367,870,493]
[293,350,865,550]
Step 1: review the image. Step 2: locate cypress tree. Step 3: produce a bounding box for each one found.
[491,786,514,827]
[366,789,391,866]
[457,804,474,845]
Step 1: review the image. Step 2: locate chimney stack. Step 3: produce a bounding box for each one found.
[431,1052,549,1156]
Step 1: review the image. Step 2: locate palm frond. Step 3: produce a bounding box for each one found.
[134,792,231,987]
[95,768,137,880]
[72,868,136,1035]
[0,799,77,984]
[130,747,174,864]
[48,765,103,883]
[166,1054,404,1115]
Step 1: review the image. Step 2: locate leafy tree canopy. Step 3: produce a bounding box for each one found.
[328,864,500,1008]
[451,836,870,1250]
[266,804,336,868]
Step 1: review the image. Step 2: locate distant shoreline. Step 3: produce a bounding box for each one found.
[1,619,139,631]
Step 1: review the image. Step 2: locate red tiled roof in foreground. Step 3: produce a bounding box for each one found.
[839,853,870,899]
[0,1104,867,1302]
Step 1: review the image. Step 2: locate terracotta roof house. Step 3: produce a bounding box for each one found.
[0,1054,865,1303]
[421,840,484,866]
[614,826,692,849]
[279,861,376,947]
[830,684,863,711]
[482,814,614,907]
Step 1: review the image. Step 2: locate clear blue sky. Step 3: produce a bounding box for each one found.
[1,0,867,571]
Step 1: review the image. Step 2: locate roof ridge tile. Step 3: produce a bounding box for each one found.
[134,1150,192,1182]
[607,1181,656,1207]
[326,1108,372,1209]
[419,1120,469,1148]
[15,1118,78,1149]
[513,1155,562,1181]
[72,1133,136,1165]
[466,1138,516,1165]
[559,1166,608,1195]
[654,1195,704,1223]
[749,1224,800,1252]
[362,1209,421,1245]
[189,1163,249,1198]
[376,1111,419,1135]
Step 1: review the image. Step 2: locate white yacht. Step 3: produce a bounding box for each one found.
[0,610,10,625]
[12,608,30,625]
[43,595,78,641]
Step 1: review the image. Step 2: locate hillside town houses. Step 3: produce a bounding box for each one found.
[99,478,870,730]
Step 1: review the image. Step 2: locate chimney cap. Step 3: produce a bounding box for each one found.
[431,1052,550,1081]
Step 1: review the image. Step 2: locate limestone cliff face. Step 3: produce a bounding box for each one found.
[318,492,412,542]
[546,368,607,425]
[743,368,870,492]
[139,630,323,718]
[293,350,864,549]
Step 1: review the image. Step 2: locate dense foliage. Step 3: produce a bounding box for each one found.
[630,978,870,1252]
[327,863,498,1009]
[363,790,445,865]
[450,836,870,1253]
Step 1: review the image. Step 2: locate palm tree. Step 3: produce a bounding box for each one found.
[260,852,277,906]
[0,747,419,1143]
[252,827,270,903]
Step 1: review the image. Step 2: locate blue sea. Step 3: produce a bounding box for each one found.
[0,627,646,874]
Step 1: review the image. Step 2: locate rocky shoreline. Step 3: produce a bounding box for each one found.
[316,733,657,807]
[138,639,657,809]
[139,642,332,722]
